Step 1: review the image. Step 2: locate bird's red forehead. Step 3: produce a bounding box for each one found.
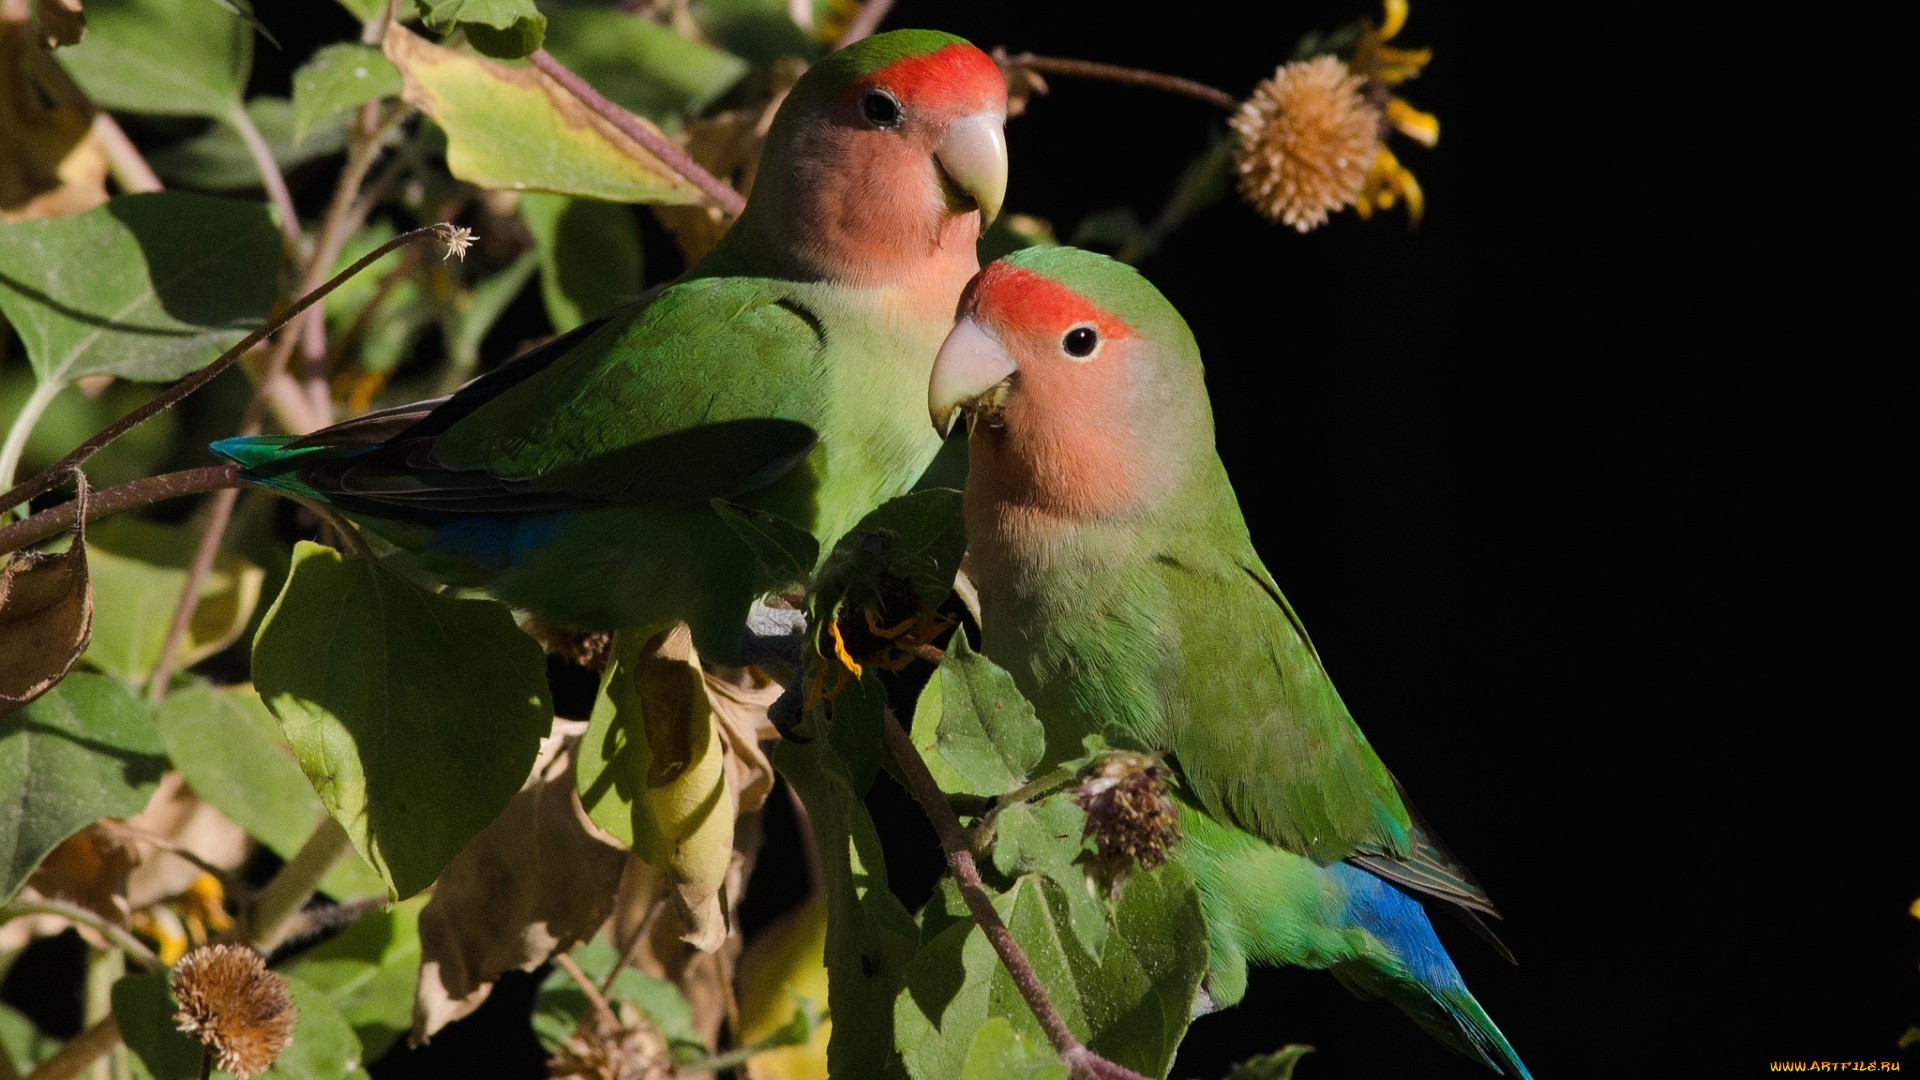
[855,43,1005,114]
[963,263,1134,340]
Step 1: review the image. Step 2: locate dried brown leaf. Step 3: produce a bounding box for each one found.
[413,719,629,1043]
[704,664,779,817]
[652,60,799,263]
[122,772,250,910]
[32,0,82,48]
[25,820,135,924]
[0,22,102,222]
[0,471,92,713]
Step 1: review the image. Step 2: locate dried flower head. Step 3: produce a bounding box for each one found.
[1230,55,1382,233]
[548,1008,673,1080]
[1074,751,1181,898]
[436,223,476,261]
[171,945,297,1080]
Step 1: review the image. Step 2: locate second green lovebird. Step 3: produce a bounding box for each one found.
[930,246,1531,1078]
[214,29,1008,664]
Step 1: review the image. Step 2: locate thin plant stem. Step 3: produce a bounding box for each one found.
[90,114,163,194]
[197,1049,211,1080]
[555,952,618,1028]
[879,710,1151,1080]
[0,224,463,518]
[0,466,242,557]
[227,101,306,256]
[1000,53,1238,113]
[145,486,241,701]
[20,1016,121,1080]
[0,900,162,970]
[836,0,895,46]
[0,378,64,500]
[526,49,746,216]
[250,818,354,950]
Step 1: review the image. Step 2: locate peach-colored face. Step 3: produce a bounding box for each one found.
[962,264,1145,521]
[792,45,1007,282]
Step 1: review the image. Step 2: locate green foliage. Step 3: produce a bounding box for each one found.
[56,0,253,117]
[292,44,402,143]
[1220,1045,1316,1080]
[82,518,263,685]
[0,1000,60,1074]
[958,1018,1066,1080]
[910,633,1044,797]
[540,7,748,129]
[115,969,364,1080]
[148,98,352,190]
[412,0,547,59]
[252,542,553,898]
[531,932,704,1057]
[151,683,323,860]
[520,193,643,333]
[282,896,429,1061]
[0,673,165,902]
[0,193,281,387]
[710,499,820,590]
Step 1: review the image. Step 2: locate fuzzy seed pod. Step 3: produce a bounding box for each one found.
[171,945,297,1080]
[1074,751,1181,898]
[1230,56,1383,232]
[547,1008,674,1080]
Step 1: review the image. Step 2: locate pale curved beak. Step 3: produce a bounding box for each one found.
[930,316,1017,437]
[935,111,1008,229]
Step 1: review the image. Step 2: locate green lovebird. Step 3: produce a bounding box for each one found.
[214,30,1008,662]
[929,247,1531,1078]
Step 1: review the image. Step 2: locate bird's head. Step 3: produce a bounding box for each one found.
[930,246,1210,523]
[751,30,1008,285]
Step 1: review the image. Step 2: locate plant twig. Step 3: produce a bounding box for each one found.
[21,1016,121,1080]
[879,710,1150,1080]
[227,101,306,256]
[555,952,617,1028]
[526,49,746,216]
[0,466,242,556]
[0,899,162,970]
[91,113,163,194]
[836,0,894,46]
[250,817,354,950]
[0,224,463,518]
[145,486,241,701]
[998,53,1238,112]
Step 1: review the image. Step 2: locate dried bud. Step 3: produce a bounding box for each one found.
[527,622,614,674]
[437,224,477,261]
[1229,56,1382,233]
[171,945,297,1080]
[548,1008,674,1080]
[991,48,1050,118]
[1073,752,1180,899]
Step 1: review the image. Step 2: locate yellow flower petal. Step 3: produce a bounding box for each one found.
[1386,98,1440,147]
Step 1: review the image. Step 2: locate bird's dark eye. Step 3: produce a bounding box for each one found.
[1063,325,1099,358]
[860,89,901,128]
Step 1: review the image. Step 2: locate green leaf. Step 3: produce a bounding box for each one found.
[57,0,252,117]
[686,0,822,65]
[447,248,537,369]
[283,895,429,1061]
[115,970,366,1080]
[0,192,281,386]
[201,0,279,48]
[292,44,402,143]
[151,683,322,860]
[990,797,1106,960]
[412,0,545,58]
[710,500,818,590]
[0,672,164,903]
[893,864,1206,1080]
[540,7,747,129]
[958,1017,1066,1080]
[531,931,700,1053]
[149,97,352,191]
[909,634,1043,798]
[83,518,264,685]
[386,25,707,204]
[1,374,182,492]
[252,542,554,899]
[319,225,432,376]
[771,735,920,1079]
[1222,1045,1316,1080]
[0,1000,60,1075]
[333,0,385,21]
[519,192,642,333]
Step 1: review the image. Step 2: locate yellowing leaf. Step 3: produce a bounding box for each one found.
[577,624,735,952]
[739,895,830,1080]
[384,24,707,205]
[0,23,105,223]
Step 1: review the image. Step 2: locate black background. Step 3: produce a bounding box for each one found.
[10,2,1910,1076]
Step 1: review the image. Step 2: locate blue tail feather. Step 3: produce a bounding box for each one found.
[1329,863,1532,1078]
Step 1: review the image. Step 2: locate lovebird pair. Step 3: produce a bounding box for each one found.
[215,29,1529,1077]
